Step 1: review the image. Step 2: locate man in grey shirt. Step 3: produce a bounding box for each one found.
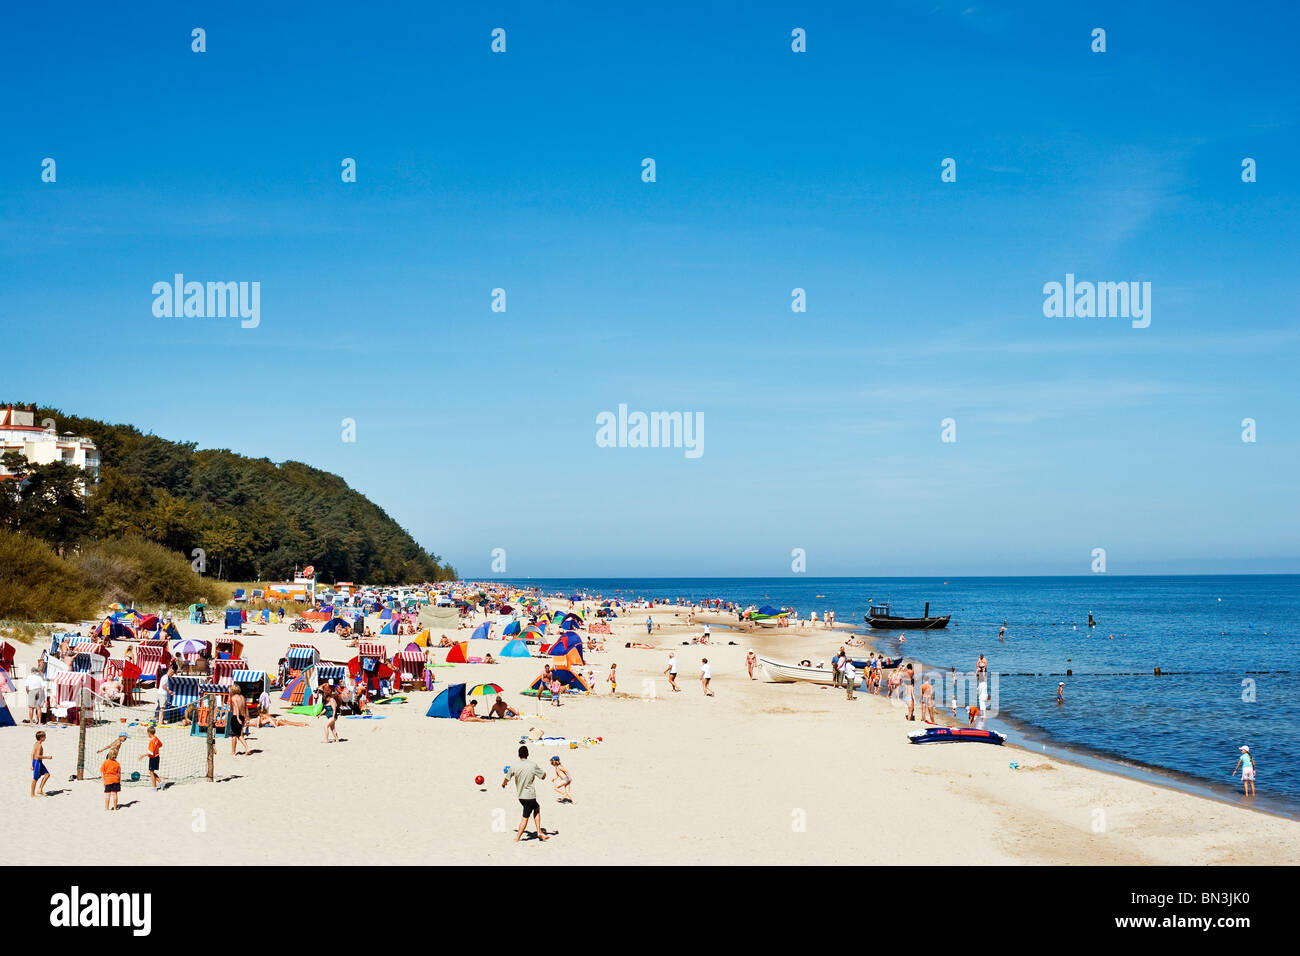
[502,745,548,842]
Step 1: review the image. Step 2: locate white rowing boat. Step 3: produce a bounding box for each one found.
[759,656,860,686]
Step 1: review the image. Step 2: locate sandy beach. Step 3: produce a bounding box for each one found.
[3,605,1297,866]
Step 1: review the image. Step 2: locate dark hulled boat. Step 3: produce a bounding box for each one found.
[865,601,950,630]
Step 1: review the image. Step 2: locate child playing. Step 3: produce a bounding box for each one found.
[606,663,617,695]
[549,679,563,707]
[139,725,163,790]
[101,750,122,811]
[551,755,573,803]
[31,731,51,797]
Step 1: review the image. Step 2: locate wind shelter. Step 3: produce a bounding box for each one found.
[445,641,469,664]
[379,619,397,636]
[413,629,432,647]
[280,668,317,706]
[499,639,531,659]
[470,621,492,641]
[502,620,521,637]
[426,682,467,718]
[319,617,349,633]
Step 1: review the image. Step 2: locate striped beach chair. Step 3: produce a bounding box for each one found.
[231,669,268,715]
[357,641,387,662]
[315,663,347,683]
[192,683,231,737]
[285,644,320,681]
[163,676,202,724]
[211,659,249,687]
[393,649,424,685]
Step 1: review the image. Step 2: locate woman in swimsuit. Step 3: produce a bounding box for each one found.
[322,689,340,743]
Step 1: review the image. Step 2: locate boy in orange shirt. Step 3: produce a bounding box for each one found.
[139,725,162,790]
[101,752,122,810]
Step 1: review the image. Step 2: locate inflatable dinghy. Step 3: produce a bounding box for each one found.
[908,726,1006,745]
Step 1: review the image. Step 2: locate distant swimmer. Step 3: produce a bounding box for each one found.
[1088,611,1096,629]
[999,622,1006,642]
[1056,682,1064,704]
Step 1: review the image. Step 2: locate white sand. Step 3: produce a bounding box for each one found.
[2,606,1297,865]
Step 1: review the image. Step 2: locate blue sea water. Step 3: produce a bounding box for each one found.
[498,576,1299,815]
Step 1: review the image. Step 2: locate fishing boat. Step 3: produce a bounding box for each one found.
[908,726,1006,745]
[865,601,950,630]
[759,656,851,685]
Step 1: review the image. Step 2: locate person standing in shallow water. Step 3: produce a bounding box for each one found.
[1233,746,1256,797]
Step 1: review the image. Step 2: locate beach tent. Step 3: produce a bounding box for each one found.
[560,612,583,629]
[97,617,135,641]
[546,631,584,662]
[137,614,159,632]
[553,648,585,671]
[499,639,531,659]
[426,682,467,718]
[413,629,432,648]
[0,692,14,727]
[527,667,589,694]
[319,617,349,633]
[502,620,522,637]
[158,621,182,643]
[445,642,469,664]
[379,619,397,636]
[470,621,492,641]
[378,608,394,620]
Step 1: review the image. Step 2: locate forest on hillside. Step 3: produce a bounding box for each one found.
[1,404,454,584]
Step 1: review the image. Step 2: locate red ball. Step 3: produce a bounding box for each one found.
[474,775,485,785]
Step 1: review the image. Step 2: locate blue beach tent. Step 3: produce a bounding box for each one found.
[470,621,492,641]
[426,682,467,718]
[502,620,521,637]
[499,639,530,659]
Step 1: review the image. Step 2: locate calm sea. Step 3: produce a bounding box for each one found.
[499,576,1300,816]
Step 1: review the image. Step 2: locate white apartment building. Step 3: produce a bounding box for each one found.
[0,404,100,488]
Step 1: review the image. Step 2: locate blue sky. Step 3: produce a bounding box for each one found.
[3,1,1297,576]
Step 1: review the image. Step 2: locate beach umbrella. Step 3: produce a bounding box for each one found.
[467,683,503,696]
[171,639,207,655]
